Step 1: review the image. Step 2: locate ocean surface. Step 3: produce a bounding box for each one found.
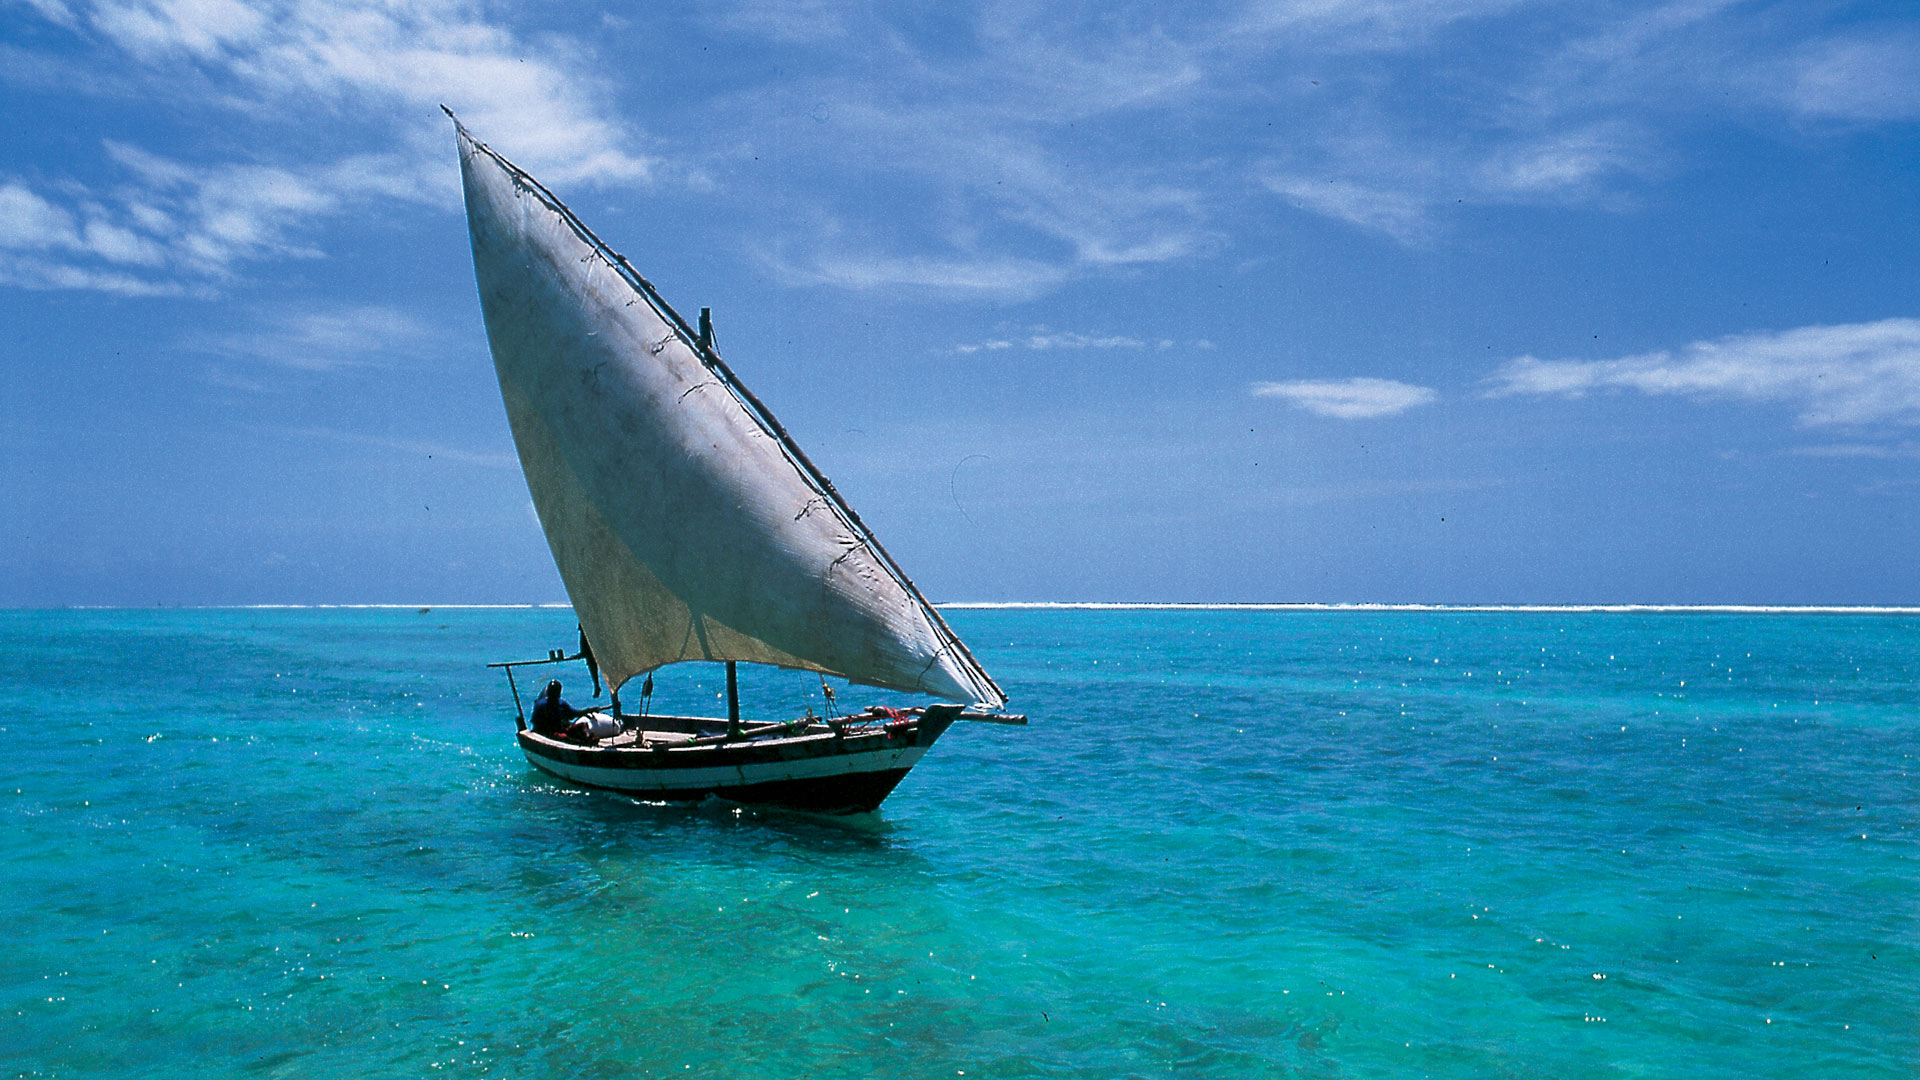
[2,607,1914,1078]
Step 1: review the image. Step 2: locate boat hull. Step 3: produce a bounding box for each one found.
[516,711,955,813]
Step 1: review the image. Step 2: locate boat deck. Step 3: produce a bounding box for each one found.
[538,712,902,748]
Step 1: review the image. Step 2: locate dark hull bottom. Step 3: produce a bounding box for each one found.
[523,757,914,814]
[515,709,957,814]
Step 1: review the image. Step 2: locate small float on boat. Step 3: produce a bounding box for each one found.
[450,112,1023,813]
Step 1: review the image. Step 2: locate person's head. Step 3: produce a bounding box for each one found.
[545,680,562,700]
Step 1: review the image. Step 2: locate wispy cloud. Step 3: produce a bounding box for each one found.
[1262,175,1430,243]
[0,178,189,294]
[11,0,1916,298]
[747,1,1684,263]
[1242,0,1880,241]
[950,329,1168,355]
[5,0,656,295]
[718,6,1220,298]
[1475,123,1647,199]
[0,146,414,293]
[1486,318,1920,426]
[755,100,1212,297]
[777,250,1072,300]
[1782,30,1920,122]
[68,0,651,185]
[1788,442,1920,460]
[717,0,853,45]
[1231,0,1540,51]
[1253,377,1439,419]
[0,180,156,262]
[13,0,78,28]
[284,426,517,469]
[192,304,435,372]
[0,254,188,296]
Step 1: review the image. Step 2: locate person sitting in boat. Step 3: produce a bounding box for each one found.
[530,680,591,741]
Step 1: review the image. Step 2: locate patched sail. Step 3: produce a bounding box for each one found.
[454,120,1003,706]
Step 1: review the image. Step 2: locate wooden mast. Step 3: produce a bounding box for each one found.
[702,306,744,738]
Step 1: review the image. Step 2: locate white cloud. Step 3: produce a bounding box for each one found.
[0,182,83,251]
[0,144,417,292]
[0,179,186,292]
[6,0,655,294]
[1486,318,1920,426]
[950,329,1213,355]
[68,0,650,185]
[1253,377,1439,419]
[955,339,1014,354]
[0,180,167,265]
[89,0,267,61]
[1026,332,1144,350]
[13,0,1915,296]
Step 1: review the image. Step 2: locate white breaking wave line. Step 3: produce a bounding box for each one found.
[934,602,1920,614]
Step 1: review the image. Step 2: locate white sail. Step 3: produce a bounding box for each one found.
[454,121,1003,706]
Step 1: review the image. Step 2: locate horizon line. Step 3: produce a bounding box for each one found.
[940,602,1920,613]
[19,602,1920,614]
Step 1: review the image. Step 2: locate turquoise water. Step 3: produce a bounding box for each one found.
[1,607,1915,1078]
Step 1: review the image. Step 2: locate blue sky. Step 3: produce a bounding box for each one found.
[2,0,1917,605]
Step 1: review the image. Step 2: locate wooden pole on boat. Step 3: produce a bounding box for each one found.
[726,660,740,737]
[504,666,525,729]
